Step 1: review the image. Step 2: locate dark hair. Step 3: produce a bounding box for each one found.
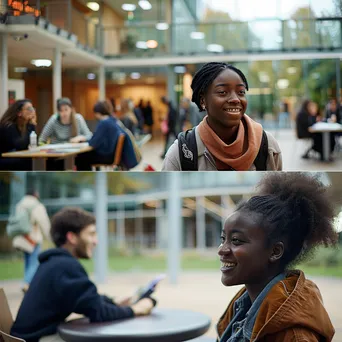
[0,99,32,127]
[51,207,96,247]
[26,188,38,197]
[56,97,78,137]
[93,101,113,116]
[191,62,249,112]
[236,173,338,269]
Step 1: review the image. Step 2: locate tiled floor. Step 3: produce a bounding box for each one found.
[1,271,342,341]
[132,129,342,171]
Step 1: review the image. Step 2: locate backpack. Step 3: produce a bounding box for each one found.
[178,128,268,171]
[6,203,39,239]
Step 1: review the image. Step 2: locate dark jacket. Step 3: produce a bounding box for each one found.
[296,110,315,139]
[11,248,134,342]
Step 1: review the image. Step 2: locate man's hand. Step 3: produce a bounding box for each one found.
[116,296,133,306]
[131,298,154,316]
[70,135,86,143]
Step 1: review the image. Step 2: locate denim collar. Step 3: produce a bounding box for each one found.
[243,272,286,340]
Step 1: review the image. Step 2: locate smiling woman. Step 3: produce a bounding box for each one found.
[162,62,282,171]
[217,172,338,342]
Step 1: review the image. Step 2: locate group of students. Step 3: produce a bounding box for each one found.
[9,172,337,341]
[296,98,341,160]
[0,98,141,171]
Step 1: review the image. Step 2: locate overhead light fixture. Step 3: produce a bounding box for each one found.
[112,72,126,80]
[86,2,99,11]
[138,0,152,10]
[14,67,28,73]
[277,79,290,89]
[31,59,52,67]
[207,44,224,53]
[122,3,136,11]
[136,41,148,49]
[156,22,169,30]
[174,66,186,74]
[87,73,96,80]
[190,32,205,40]
[287,67,297,74]
[130,72,141,79]
[146,40,158,48]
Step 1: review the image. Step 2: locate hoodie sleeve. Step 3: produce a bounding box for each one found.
[55,263,134,322]
[33,203,51,241]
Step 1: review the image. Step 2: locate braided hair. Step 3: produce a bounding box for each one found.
[191,62,249,112]
[236,172,338,269]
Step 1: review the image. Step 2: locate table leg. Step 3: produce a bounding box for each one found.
[32,158,47,171]
[322,132,330,162]
[64,156,75,171]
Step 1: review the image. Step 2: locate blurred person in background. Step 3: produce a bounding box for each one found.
[39,98,92,145]
[76,101,141,171]
[180,97,206,131]
[217,173,336,342]
[160,96,177,159]
[9,188,50,293]
[0,99,37,170]
[11,207,156,342]
[120,99,138,136]
[133,99,144,135]
[162,62,282,171]
[325,98,340,124]
[144,100,154,135]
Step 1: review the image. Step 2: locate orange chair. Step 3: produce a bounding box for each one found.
[91,133,125,171]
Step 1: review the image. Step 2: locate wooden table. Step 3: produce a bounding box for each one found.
[309,122,342,161]
[1,143,93,171]
[58,308,211,342]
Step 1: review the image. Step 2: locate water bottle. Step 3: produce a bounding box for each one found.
[29,131,37,150]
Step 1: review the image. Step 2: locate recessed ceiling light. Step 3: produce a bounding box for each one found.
[146,40,158,48]
[130,72,141,79]
[86,2,99,11]
[122,3,136,11]
[207,44,224,53]
[287,67,297,74]
[14,67,28,72]
[138,0,152,10]
[136,41,148,49]
[156,22,169,30]
[31,59,52,67]
[174,66,186,74]
[277,79,290,89]
[87,73,96,80]
[190,32,205,40]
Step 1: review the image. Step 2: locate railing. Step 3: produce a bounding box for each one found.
[102,18,342,57]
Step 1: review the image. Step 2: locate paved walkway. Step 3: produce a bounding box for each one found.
[1,271,342,341]
[132,129,342,171]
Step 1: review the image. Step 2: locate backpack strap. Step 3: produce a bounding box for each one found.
[178,128,198,171]
[253,130,268,171]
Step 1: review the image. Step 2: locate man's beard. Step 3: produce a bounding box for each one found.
[75,239,90,259]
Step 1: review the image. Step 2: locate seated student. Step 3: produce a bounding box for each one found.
[217,173,336,342]
[39,98,92,145]
[162,62,282,171]
[11,207,155,342]
[0,99,37,171]
[76,101,141,171]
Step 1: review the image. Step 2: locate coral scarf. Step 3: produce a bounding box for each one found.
[197,115,263,170]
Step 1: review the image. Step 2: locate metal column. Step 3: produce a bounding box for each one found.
[99,65,106,101]
[94,172,108,284]
[167,172,182,285]
[53,47,62,111]
[0,33,8,117]
[196,196,206,251]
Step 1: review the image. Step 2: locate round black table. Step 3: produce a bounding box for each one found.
[58,308,211,342]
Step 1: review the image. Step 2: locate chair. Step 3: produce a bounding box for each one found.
[0,289,13,335]
[91,133,125,171]
[0,330,26,342]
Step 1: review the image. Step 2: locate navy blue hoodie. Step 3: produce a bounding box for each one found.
[11,248,134,342]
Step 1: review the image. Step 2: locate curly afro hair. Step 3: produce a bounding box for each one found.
[236,172,338,269]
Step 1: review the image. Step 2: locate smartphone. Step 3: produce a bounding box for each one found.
[133,274,166,303]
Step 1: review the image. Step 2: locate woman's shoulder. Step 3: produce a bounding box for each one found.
[75,113,86,120]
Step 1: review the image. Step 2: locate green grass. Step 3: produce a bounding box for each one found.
[1,249,342,281]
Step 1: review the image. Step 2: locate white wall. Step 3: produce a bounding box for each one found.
[8,79,25,100]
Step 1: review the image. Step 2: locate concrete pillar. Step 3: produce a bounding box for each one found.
[167,65,176,109]
[196,196,206,251]
[10,172,26,215]
[53,47,62,112]
[0,33,8,117]
[167,172,182,285]
[98,65,105,101]
[94,172,108,283]
[116,204,125,249]
[336,59,341,104]
[156,204,167,250]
